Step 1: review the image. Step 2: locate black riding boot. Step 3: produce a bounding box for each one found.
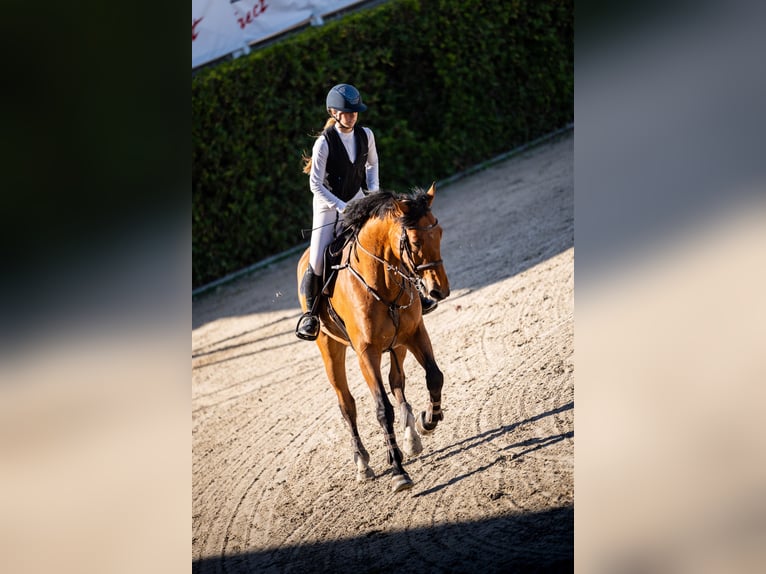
[418,281,438,315]
[296,267,322,340]
[420,293,438,315]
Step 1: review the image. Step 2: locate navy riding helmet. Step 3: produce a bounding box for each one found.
[326,83,367,113]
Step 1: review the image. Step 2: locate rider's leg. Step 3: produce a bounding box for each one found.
[296,199,335,341]
[296,265,322,340]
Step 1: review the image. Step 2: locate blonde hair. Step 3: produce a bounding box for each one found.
[301,116,338,174]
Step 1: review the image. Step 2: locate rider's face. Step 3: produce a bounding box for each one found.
[335,111,358,129]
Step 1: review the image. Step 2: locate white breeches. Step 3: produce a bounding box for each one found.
[308,190,366,275]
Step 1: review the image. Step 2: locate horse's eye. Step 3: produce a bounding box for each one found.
[412,241,422,249]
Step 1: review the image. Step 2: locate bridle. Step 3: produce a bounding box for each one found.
[400,218,444,275]
[348,214,443,295]
[328,212,444,362]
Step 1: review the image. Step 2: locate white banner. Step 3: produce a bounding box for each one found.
[193,0,368,69]
[192,0,249,69]
[233,0,311,44]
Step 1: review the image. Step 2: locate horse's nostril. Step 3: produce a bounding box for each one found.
[430,290,444,301]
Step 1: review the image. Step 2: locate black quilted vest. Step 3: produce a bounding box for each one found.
[322,125,369,202]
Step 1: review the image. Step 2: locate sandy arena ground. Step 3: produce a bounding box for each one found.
[192,131,574,572]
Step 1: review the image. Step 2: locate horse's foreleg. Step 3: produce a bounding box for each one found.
[388,348,422,457]
[417,358,444,434]
[358,347,413,492]
[407,326,445,435]
[317,333,373,482]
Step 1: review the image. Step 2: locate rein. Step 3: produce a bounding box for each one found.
[344,232,417,312]
[346,215,443,304]
[330,215,442,353]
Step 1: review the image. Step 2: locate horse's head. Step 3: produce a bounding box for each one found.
[396,183,450,301]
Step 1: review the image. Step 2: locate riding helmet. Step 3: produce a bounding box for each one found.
[326,84,367,113]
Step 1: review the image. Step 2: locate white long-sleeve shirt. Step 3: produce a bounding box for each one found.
[309,124,379,212]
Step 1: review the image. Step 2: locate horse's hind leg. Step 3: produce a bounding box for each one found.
[357,347,413,493]
[316,333,374,482]
[388,347,422,457]
[407,325,445,435]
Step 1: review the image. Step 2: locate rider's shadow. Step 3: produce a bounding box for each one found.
[412,401,573,497]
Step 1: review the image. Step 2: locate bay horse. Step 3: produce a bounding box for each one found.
[296,183,450,492]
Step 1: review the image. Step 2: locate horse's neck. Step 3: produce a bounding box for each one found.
[355,219,402,290]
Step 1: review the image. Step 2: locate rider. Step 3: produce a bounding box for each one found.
[296,83,438,341]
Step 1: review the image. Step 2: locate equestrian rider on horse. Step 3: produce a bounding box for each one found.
[296,83,438,341]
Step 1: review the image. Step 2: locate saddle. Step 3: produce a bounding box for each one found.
[320,226,354,297]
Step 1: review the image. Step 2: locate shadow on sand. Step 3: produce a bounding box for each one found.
[193,505,573,574]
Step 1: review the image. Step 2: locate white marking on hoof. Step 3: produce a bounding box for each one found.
[403,426,423,457]
[354,451,374,481]
[391,474,413,493]
[356,467,375,482]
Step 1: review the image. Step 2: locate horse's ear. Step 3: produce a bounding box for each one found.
[426,181,436,206]
[394,198,409,217]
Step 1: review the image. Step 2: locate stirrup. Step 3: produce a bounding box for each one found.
[295,312,319,341]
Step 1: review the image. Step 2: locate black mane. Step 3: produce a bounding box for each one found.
[342,188,431,233]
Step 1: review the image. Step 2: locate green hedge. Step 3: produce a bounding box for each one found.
[192,0,573,288]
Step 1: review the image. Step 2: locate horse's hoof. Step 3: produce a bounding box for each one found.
[416,411,436,435]
[354,450,370,469]
[403,427,423,457]
[356,467,375,482]
[391,474,414,493]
